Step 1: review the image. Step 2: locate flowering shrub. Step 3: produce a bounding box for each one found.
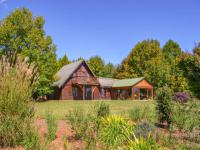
[172,92,191,103]
[99,115,135,149]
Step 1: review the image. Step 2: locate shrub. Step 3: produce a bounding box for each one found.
[172,102,199,132]
[66,108,88,139]
[66,107,100,149]
[93,101,110,118]
[135,121,156,139]
[172,92,191,103]
[129,106,156,123]
[0,56,39,147]
[129,108,142,122]
[98,115,135,149]
[156,86,172,126]
[46,112,57,141]
[21,130,41,150]
[127,134,161,150]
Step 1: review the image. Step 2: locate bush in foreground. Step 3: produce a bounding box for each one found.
[156,86,172,126]
[128,106,156,123]
[135,121,156,139]
[0,56,40,149]
[46,112,57,141]
[98,115,135,149]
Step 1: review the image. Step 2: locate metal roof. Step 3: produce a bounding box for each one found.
[53,60,87,88]
[98,77,115,87]
[112,77,144,88]
[53,59,145,88]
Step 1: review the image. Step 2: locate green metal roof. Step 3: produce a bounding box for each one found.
[112,77,144,88]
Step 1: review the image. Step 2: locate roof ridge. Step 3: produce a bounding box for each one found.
[98,77,115,79]
[118,77,144,80]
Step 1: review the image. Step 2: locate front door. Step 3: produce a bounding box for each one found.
[85,85,92,100]
[72,85,83,100]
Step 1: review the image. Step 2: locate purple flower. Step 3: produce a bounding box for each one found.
[172,92,191,103]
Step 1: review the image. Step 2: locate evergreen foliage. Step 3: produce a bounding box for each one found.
[57,54,70,70]
[156,86,172,126]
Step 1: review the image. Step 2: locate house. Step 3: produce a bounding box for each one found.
[52,60,153,100]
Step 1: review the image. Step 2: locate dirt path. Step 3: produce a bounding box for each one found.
[35,119,83,150]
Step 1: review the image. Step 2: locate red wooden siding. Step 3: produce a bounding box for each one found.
[135,80,153,89]
[60,63,100,100]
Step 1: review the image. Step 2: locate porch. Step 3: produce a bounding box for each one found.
[72,84,99,100]
[111,86,153,100]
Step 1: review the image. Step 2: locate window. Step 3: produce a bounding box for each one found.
[72,86,78,97]
[85,86,91,97]
[101,88,105,97]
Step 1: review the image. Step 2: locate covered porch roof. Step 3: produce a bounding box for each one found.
[112,77,145,88]
[98,77,153,89]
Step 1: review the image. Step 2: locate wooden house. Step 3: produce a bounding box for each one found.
[52,60,153,100]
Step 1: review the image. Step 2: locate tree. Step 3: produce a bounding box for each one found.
[87,55,105,77]
[156,86,172,127]
[193,42,200,56]
[57,54,70,70]
[114,58,133,79]
[162,40,188,92]
[103,62,115,78]
[179,53,200,98]
[162,40,182,62]
[0,8,57,97]
[114,40,164,89]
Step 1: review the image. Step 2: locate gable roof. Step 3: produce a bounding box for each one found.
[53,60,95,88]
[98,77,146,88]
[98,77,115,87]
[53,59,148,89]
[112,77,144,88]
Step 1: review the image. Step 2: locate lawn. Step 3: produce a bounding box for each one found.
[35,100,155,119]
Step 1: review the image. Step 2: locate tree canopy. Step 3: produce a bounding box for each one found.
[57,54,70,70]
[87,55,115,78]
[162,40,182,61]
[114,39,190,93]
[193,42,200,56]
[0,7,200,99]
[115,40,163,88]
[87,55,105,77]
[179,53,200,98]
[103,62,115,78]
[0,8,57,97]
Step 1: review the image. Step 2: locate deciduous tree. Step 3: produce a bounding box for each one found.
[162,40,188,92]
[114,40,164,89]
[87,55,105,77]
[179,53,200,98]
[193,42,200,56]
[103,62,115,78]
[0,8,57,97]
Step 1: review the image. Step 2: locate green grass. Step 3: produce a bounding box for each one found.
[35,100,155,120]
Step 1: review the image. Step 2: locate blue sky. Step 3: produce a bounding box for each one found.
[0,0,200,64]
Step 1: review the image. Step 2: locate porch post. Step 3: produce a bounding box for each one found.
[147,88,148,100]
[83,85,85,100]
[138,88,140,100]
[151,88,153,100]
[132,87,135,100]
